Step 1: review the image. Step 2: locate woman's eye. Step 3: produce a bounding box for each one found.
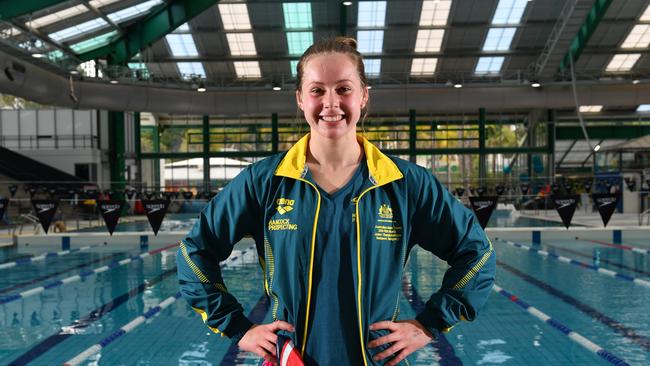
[310,88,322,94]
[338,87,352,94]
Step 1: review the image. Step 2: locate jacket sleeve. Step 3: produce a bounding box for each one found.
[177,166,260,343]
[409,167,495,337]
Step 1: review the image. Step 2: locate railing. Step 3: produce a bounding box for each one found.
[0,135,99,149]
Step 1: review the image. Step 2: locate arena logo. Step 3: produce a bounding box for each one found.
[276,198,295,215]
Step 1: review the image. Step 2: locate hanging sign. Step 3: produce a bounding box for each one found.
[584,180,593,193]
[551,183,561,194]
[32,199,59,234]
[182,191,194,200]
[591,193,619,227]
[469,196,499,229]
[142,199,169,235]
[520,183,530,195]
[624,177,636,192]
[0,198,8,221]
[495,185,505,196]
[97,200,126,235]
[552,195,580,229]
[125,189,137,199]
[8,185,17,197]
[475,187,487,196]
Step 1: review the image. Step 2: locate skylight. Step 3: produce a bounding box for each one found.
[410,58,438,76]
[174,23,190,33]
[286,32,313,55]
[621,24,650,48]
[579,105,603,113]
[482,27,516,51]
[290,60,299,77]
[70,31,117,53]
[234,61,262,78]
[165,34,199,56]
[492,0,529,25]
[88,0,122,8]
[177,62,206,79]
[226,33,257,56]
[363,59,381,77]
[283,2,312,29]
[637,104,650,112]
[80,60,102,78]
[357,30,384,53]
[414,29,445,52]
[49,18,108,42]
[107,0,162,23]
[641,4,650,22]
[475,56,505,75]
[419,0,452,26]
[26,5,88,29]
[357,1,387,27]
[219,3,252,30]
[605,53,641,72]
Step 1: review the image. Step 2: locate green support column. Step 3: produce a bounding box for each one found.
[478,108,486,182]
[547,110,556,178]
[409,109,416,163]
[134,112,142,185]
[202,115,210,192]
[339,2,348,36]
[272,113,279,153]
[108,111,126,192]
[153,125,160,189]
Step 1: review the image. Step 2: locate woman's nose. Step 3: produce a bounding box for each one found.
[324,92,340,109]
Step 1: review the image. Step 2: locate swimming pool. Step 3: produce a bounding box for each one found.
[0,231,648,365]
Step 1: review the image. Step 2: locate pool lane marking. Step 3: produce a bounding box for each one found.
[497,260,650,351]
[7,267,177,366]
[541,242,650,277]
[494,239,650,288]
[0,248,147,295]
[0,244,104,270]
[0,243,179,306]
[402,274,463,366]
[575,237,650,255]
[64,246,257,366]
[492,284,630,366]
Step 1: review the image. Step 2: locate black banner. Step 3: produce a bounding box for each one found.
[142,199,169,235]
[551,183,561,194]
[8,185,17,197]
[520,183,530,195]
[455,187,465,197]
[182,191,194,200]
[495,185,505,196]
[475,187,487,197]
[563,182,573,194]
[32,199,59,234]
[552,195,580,229]
[624,177,636,192]
[584,180,593,193]
[125,189,137,199]
[97,200,125,235]
[0,198,8,221]
[591,193,619,227]
[28,187,36,198]
[469,196,499,229]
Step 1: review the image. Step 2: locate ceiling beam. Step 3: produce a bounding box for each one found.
[79,0,124,36]
[76,0,220,64]
[0,0,69,21]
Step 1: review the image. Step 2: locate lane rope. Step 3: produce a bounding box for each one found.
[0,243,105,270]
[577,238,650,255]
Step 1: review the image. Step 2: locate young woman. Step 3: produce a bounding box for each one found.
[177,37,495,366]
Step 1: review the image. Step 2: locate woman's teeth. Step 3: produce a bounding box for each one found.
[321,115,344,122]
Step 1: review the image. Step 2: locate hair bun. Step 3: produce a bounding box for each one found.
[334,36,358,51]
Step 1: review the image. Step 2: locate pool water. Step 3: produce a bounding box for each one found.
[0,234,648,365]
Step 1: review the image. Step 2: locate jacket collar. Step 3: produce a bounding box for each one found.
[275,133,403,186]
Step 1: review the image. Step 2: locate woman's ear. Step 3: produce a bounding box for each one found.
[361,86,369,109]
[295,90,304,111]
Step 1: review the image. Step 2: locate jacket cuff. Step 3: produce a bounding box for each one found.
[224,313,254,344]
[415,310,447,339]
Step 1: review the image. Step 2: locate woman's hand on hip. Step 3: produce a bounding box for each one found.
[237,320,295,365]
[367,319,435,366]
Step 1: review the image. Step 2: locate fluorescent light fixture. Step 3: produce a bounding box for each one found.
[475,56,505,75]
[31,53,45,59]
[357,1,387,27]
[283,3,312,29]
[605,53,641,72]
[632,79,640,84]
[492,0,529,25]
[290,60,299,77]
[273,85,282,91]
[197,82,206,92]
[286,32,313,55]
[621,24,650,49]
[108,0,162,23]
[165,34,199,56]
[357,30,384,53]
[69,70,79,75]
[109,79,118,84]
[454,83,463,88]
[49,18,108,42]
[414,29,445,52]
[177,62,206,79]
[219,3,252,30]
[70,31,117,53]
[578,105,603,113]
[343,1,353,6]
[531,81,541,88]
[640,4,650,21]
[234,61,262,78]
[482,27,516,51]
[637,104,650,112]
[593,144,601,152]
[410,58,438,76]
[26,5,88,29]
[363,59,381,77]
[226,33,257,56]
[419,0,452,26]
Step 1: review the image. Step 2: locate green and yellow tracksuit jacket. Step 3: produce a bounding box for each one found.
[177,134,495,365]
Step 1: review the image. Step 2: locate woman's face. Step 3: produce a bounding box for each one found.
[296,53,368,141]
